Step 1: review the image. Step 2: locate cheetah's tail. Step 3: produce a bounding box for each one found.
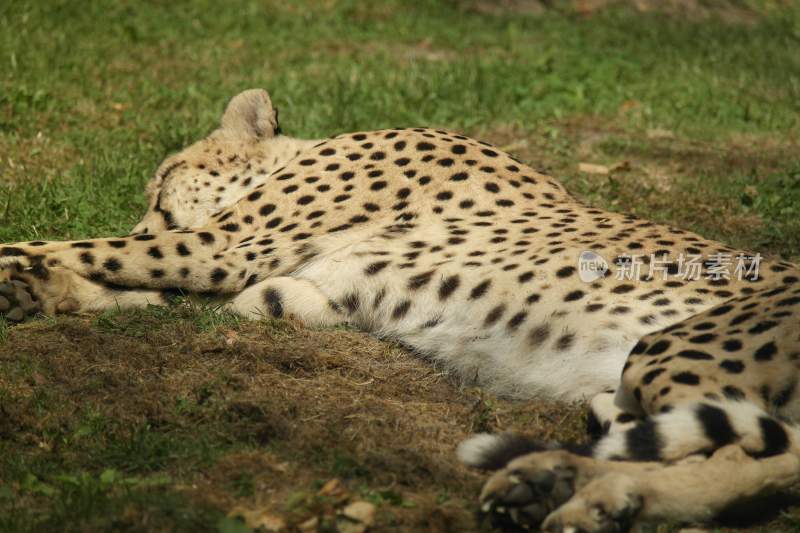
[458,400,800,470]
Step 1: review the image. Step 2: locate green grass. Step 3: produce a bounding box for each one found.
[2,0,799,250]
[2,1,800,531]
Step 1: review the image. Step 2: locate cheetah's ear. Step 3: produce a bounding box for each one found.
[220,89,279,139]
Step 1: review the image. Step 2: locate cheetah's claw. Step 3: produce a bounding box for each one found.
[480,462,577,530]
[0,279,40,323]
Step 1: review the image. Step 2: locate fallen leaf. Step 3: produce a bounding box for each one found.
[318,478,349,503]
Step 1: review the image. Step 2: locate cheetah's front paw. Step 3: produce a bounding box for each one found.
[541,473,642,533]
[0,278,41,322]
[478,451,579,530]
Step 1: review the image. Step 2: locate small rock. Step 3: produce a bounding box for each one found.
[0,295,9,312]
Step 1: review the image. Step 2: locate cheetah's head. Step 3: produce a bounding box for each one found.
[132,88,297,234]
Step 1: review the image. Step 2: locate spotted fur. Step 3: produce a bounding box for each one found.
[2,88,800,531]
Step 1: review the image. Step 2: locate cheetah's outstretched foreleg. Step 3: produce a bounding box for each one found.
[473,444,800,532]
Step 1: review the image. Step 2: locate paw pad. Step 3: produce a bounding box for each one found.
[481,466,577,530]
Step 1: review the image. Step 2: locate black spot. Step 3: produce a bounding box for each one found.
[69,242,93,250]
[754,341,778,361]
[720,359,745,373]
[264,288,283,318]
[438,275,460,300]
[198,232,215,244]
[365,261,390,275]
[752,417,790,458]
[507,311,527,330]
[564,290,585,302]
[672,371,700,385]
[265,217,283,229]
[147,246,164,259]
[625,419,662,461]
[450,172,469,181]
[642,368,665,385]
[343,292,360,314]
[259,204,276,216]
[696,403,738,447]
[210,268,228,284]
[777,296,800,307]
[774,382,796,408]
[723,385,746,400]
[556,333,575,351]
[612,284,635,294]
[730,312,756,326]
[528,324,550,347]
[645,340,671,356]
[103,258,122,272]
[150,269,165,278]
[677,350,713,360]
[416,142,435,151]
[469,280,491,300]
[556,266,575,278]
[392,300,411,319]
[108,240,127,248]
[709,304,734,316]
[79,252,94,265]
[408,270,435,290]
[689,333,716,344]
[748,321,779,335]
[630,340,648,354]
[484,304,506,327]
[134,234,156,241]
[436,191,453,201]
[722,339,743,352]
[176,243,191,256]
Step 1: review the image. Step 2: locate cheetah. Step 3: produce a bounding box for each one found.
[2,88,799,531]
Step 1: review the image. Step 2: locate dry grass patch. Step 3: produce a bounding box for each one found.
[0,306,587,531]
